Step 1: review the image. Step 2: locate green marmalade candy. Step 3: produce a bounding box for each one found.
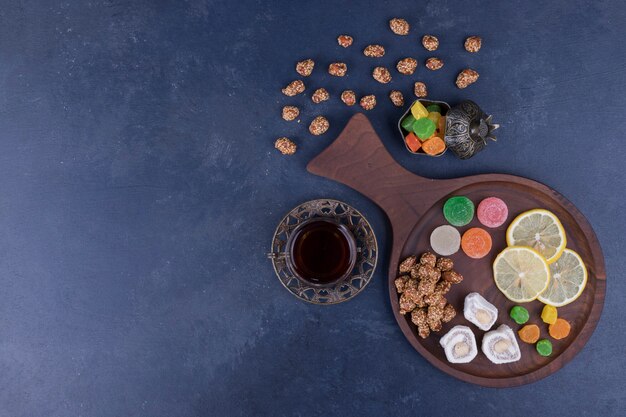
[536,339,553,356]
[443,196,475,226]
[426,104,442,113]
[401,114,416,131]
[510,306,530,324]
[412,117,437,140]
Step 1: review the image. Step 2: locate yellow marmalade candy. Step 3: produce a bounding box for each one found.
[427,111,441,126]
[410,100,429,120]
[541,304,558,324]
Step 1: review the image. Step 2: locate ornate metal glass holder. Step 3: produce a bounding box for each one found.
[268,199,378,305]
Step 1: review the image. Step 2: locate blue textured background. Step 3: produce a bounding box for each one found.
[1,1,625,416]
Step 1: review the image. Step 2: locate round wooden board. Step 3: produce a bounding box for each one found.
[307,114,606,387]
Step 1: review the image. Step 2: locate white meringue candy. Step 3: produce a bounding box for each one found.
[439,325,478,364]
[482,324,521,364]
[463,292,498,331]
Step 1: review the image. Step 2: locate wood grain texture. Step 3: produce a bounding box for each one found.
[307,113,606,387]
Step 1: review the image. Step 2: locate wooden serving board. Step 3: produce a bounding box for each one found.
[307,113,606,387]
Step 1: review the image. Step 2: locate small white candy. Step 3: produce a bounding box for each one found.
[482,324,521,364]
[463,292,498,331]
[430,225,461,256]
[439,325,477,364]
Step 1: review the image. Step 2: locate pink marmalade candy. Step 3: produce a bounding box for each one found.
[477,197,508,228]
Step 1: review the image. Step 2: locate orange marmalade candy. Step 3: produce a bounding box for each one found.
[461,227,492,259]
[518,324,540,344]
[405,132,421,152]
[548,318,571,340]
[422,136,445,155]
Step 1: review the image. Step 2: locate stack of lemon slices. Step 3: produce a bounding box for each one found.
[493,209,588,306]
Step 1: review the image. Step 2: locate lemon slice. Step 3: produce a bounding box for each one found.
[538,249,588,307]
[493,246,551,303]
[506,209,566,264]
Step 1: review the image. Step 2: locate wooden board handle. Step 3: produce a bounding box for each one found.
[307,114,454,268]
[307,113,425,210]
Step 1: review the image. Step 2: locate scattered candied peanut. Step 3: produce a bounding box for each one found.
[425,57,444,70]
[274,137,297,155]
[389,18,410,35]
[456,69,479,89]
[311,88,329,104]
[436,257,453,271]
[413,81,428,98]
[363,44,385,57]
[464,36,482,53]
[295,59,314,77]
[309,116,329,135]
[396,57,418,75]
[328,62,347,77]
[399,256,417,273]
[341,90,356,106]
[281,106,299,121]
[422,35,439,51]
[282,80,305,96]
[372,66,392,84]
[389,90,404,107]
[337,34,353,48]
[359,95,377,110]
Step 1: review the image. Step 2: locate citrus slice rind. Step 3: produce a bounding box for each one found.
[506,209,566,264]
[493,246,551,303]
[538,248,588,307]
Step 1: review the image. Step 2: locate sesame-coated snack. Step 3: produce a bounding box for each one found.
[372,66,392,83]
[337,34,353,48]
[436,257,454,272]
[425,57,444,70]
[422,35,439,51]
[420,252,437,267]
[311,88,330,103]
[359,95,377,110]
[414,82,428,98]
[399,256,417,273]
[274,137,297,155]
[456,69,479,89]
[296,59,314,76]
[442,270,464,284]
[282,80,305,96]
[328,62,347,77]
[395,252,464,338]
[363,44,385,57]
[396,57,418,75]
[341,90,356,106]
[282,106,299,121]
[389,90,404,107]
[464,36,482,53]
[309,116,329,135]
[389,18,410,35]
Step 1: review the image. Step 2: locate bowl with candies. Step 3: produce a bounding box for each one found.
[398,99,500,159]
[399,99,450,157]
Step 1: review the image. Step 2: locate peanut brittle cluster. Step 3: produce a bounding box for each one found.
[395,252,463,339]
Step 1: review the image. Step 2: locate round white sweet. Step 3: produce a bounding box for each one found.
[430,225,461,256]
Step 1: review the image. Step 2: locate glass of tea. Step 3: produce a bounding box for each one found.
[285,218,357,287]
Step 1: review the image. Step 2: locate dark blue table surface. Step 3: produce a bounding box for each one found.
[1,1,625,416]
